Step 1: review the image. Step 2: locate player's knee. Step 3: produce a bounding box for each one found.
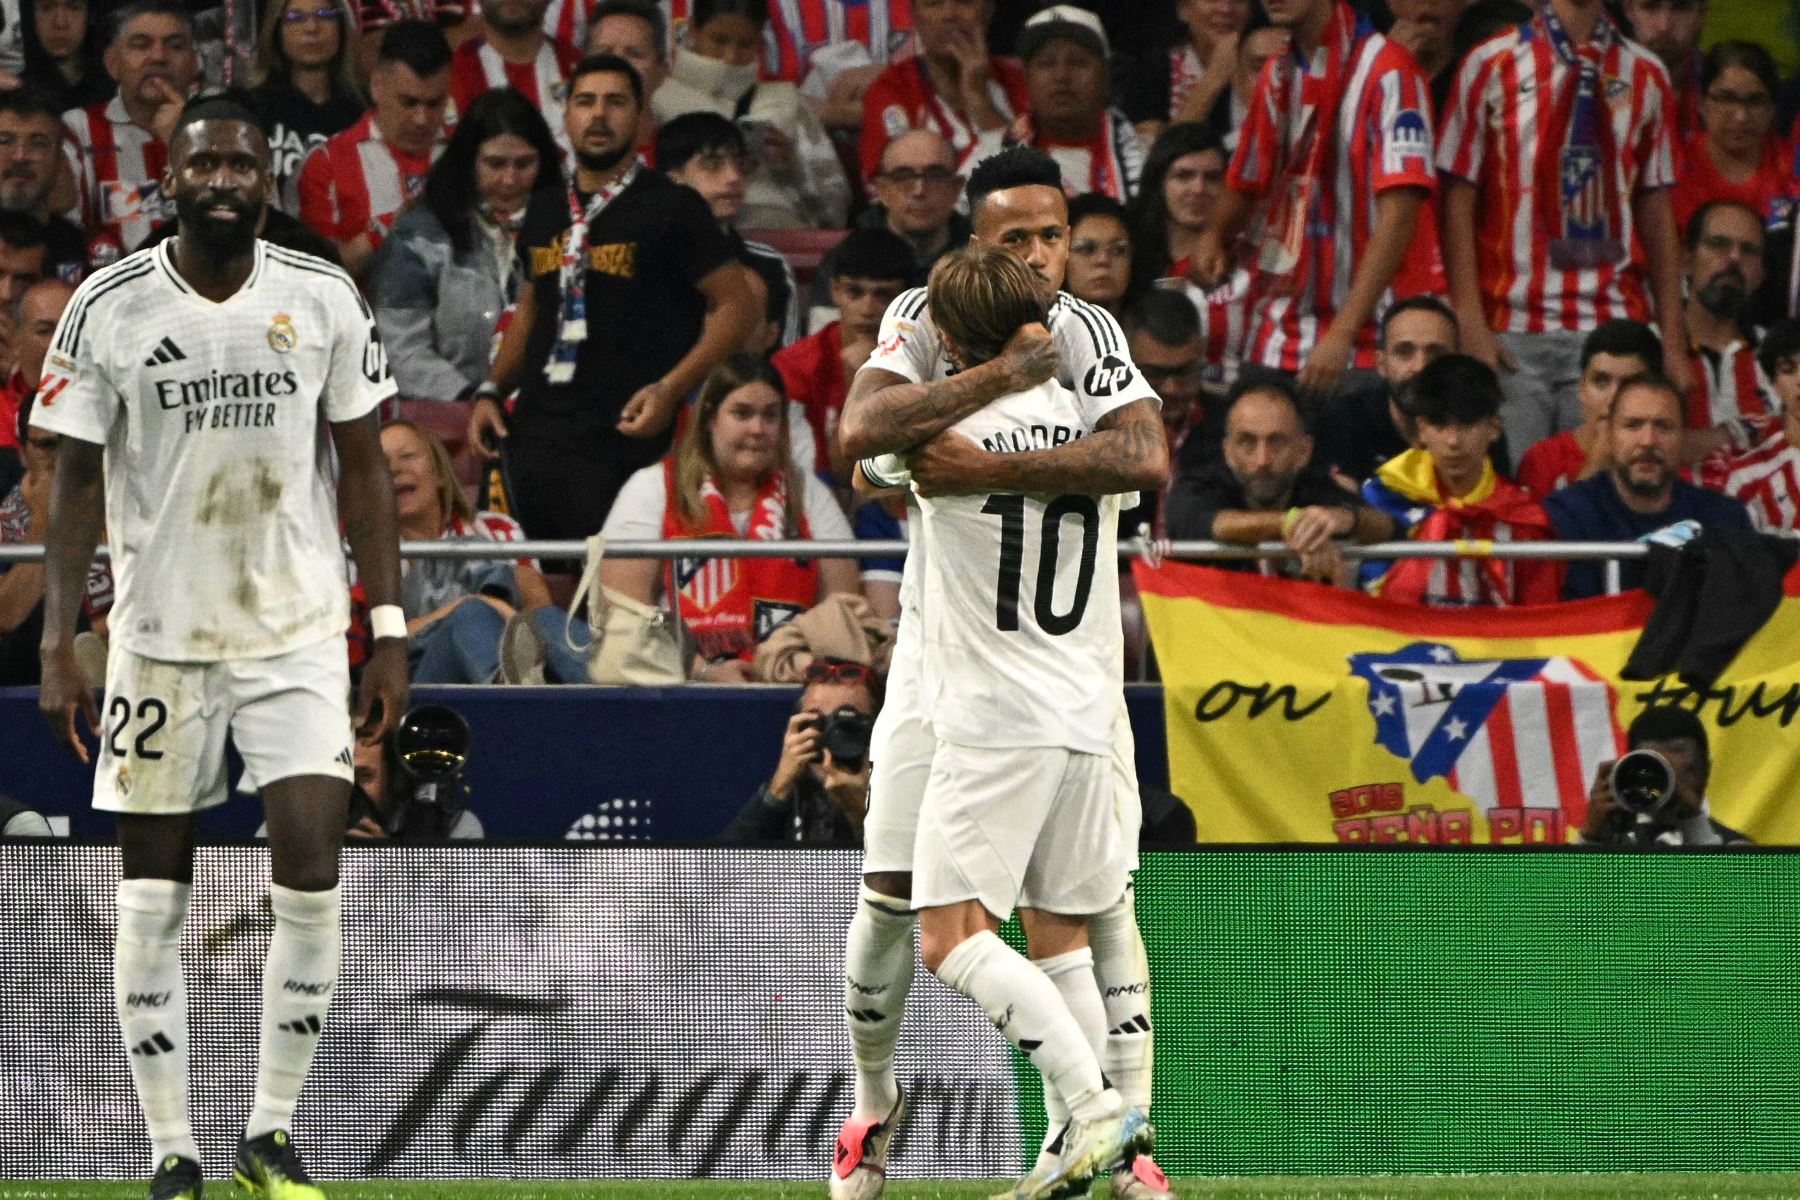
[918,927,958,977]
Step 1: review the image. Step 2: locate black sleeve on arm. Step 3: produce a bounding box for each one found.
[670,185,738,287]
[1163,463,1239,540]
[717,784,793,844]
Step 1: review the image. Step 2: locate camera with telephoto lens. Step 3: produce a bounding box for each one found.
[347,704,473,834]
[1610,749,1678,817]
[815,706,875,772]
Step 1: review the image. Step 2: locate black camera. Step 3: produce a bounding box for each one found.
[816,706,875,772]
[348,704,474,835]
[1610,749,1677,817]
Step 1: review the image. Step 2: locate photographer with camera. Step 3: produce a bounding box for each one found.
[345,704,485,842]
[720,659,879,845]
[1578,706,1750,847]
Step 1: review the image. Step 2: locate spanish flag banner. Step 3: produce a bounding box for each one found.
[1132,561,1800,844]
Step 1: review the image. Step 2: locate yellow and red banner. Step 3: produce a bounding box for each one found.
[1133,562,1800,844]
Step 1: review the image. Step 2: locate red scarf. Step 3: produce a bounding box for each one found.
[662,461,818,662]
[1382,473,1558,606]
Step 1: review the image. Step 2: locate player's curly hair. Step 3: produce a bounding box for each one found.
[927,244,1048,369]
[965,145,1063,221]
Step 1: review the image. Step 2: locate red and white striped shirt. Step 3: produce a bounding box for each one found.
[1226,2,1437,372]
[449,36,580,151]
[764,0,913,83]
[1685,338,1776,429]
[1699,414,1800,532]
[61,97,174,252]
[858,55,1029,182]
[1160,265,1252,391]
[1437,10,1676,334]
[296,111,446,245]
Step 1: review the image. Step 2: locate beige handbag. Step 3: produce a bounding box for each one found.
[565,534,686,685]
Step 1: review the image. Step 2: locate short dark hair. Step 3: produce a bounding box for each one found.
[1224,373,1307,432]
[1701,39,1779,104]
[1379,294,1458,346]
[1120,288,1199,348]
[1757,317,1800,380]
[172,87,270,152]
[1685,197,1766,254]
[965,145,1063,220]
[654,110,744,174]
[590,0,668,59]
[831,227,916,285]
[1067,191,1129,231]
[0,210,48,252]
[377,19,453,77]
[1611,372,1685,420]
[0,88,57,125]
[1627,704,1709,765]
[109,0,192,45]
[1452,0,1533,60]
[693,0,767,27]
[569,52,644,106]
[1581,319,1664,372]
[1409,353,1503,425]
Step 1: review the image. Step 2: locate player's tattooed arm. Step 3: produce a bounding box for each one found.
[333,411,409,743]
[37,437,105,760]
[909,398,1170,497]
[836,323,1059,459]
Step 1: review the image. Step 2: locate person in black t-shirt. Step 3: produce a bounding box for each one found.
[1166,375,1393,584]
[467,53,759,542]
[246,0,366,212]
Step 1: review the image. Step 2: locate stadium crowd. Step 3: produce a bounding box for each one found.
[3,0,1800,690]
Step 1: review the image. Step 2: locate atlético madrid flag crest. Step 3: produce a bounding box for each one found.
[1132,562,1800,844]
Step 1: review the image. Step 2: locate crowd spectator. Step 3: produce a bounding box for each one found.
[0,91,88,278]
[354,0,470,71]
[1194,0,1438,402]
[1577,704,1748,846]
[1121,0,1258,145]
[0,212,47,334]
[371,88,557,405]
[807,129,965,325]
[383,420,591,684]
[469,55,758,542]
[1669,42,1792,235]
[652,0,849,229]
[599,354,858,680]
[1121,288,1214,538]
[721,659,879,844]
[247,0,365,212]
[1165,375,1391,584]
[1318,295,1509,488]
[63,0,199,256]
[773,226,913,481]
[0,277,75,464]
[21,0,111,118]
[964,7,1144,204]
[1362,354,1560,606]
[1620,0,1705,145]
[1680,200,1777,445]
[1387,0,1464,113]
[584,0,670,161]
[856,0,1027,184]
[447,0,580,156]
[1545,373,1753,600]
[347,727,486,840]
[1699,319,1800,532]
[1439,0,1691,461]
[769,0,913,97]
[297,20,453,280]
[1063,193,1134,317]
[1516,319,1662,498]
[656,112,801,351]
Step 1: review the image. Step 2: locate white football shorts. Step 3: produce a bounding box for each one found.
[912,739,1132,920]
[93,635,355,814]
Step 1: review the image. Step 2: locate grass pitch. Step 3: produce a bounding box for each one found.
[7,1178,1800,1199]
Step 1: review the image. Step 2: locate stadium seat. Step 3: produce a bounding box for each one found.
[741,227,848,295]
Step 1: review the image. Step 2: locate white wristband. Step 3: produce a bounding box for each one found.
[370,604,407,642]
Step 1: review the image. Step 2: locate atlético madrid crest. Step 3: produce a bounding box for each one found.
[268,313,297,354]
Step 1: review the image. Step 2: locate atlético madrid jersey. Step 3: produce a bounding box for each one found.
[31,240,397,662]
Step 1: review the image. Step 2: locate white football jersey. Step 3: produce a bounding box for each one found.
[33,240,397,663]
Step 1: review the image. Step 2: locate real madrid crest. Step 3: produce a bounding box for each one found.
[268,312,297,354]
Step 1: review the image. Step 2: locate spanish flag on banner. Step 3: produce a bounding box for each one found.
[1132,561,1800,844]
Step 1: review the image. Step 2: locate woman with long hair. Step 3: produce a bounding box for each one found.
[370,89,559,404]
[1670,41,1796,235]
[248,0,366,209]
[1131,121,1228,285]
[600,354,859,683]
[20,0,111,115]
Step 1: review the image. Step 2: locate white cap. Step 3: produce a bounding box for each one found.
[1017,5,1109,63]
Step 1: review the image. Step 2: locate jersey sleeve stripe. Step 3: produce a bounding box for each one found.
[55,258,158,356]
[860,456,905,488]
[1066,301,1112,357]
[899,288,929,321]
[266,244,375,317]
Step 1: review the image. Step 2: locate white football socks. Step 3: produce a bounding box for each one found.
[843,886,915,1121]
[1089,887,1154,1113]
[246,884,341,1140]
[935,930,1117,1124]
[115,878,200,1166]
[1036,945,1110,1159]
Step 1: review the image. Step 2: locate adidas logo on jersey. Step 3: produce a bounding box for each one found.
[143,337,187,367]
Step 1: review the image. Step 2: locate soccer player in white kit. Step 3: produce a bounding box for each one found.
[34,93,408,1200]
[829,148,1173,1200]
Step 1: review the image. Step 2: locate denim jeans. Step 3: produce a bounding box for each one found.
[408,599,592,684]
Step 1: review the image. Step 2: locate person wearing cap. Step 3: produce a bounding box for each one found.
[960,6,1146,204]
[855,0,1028,185]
